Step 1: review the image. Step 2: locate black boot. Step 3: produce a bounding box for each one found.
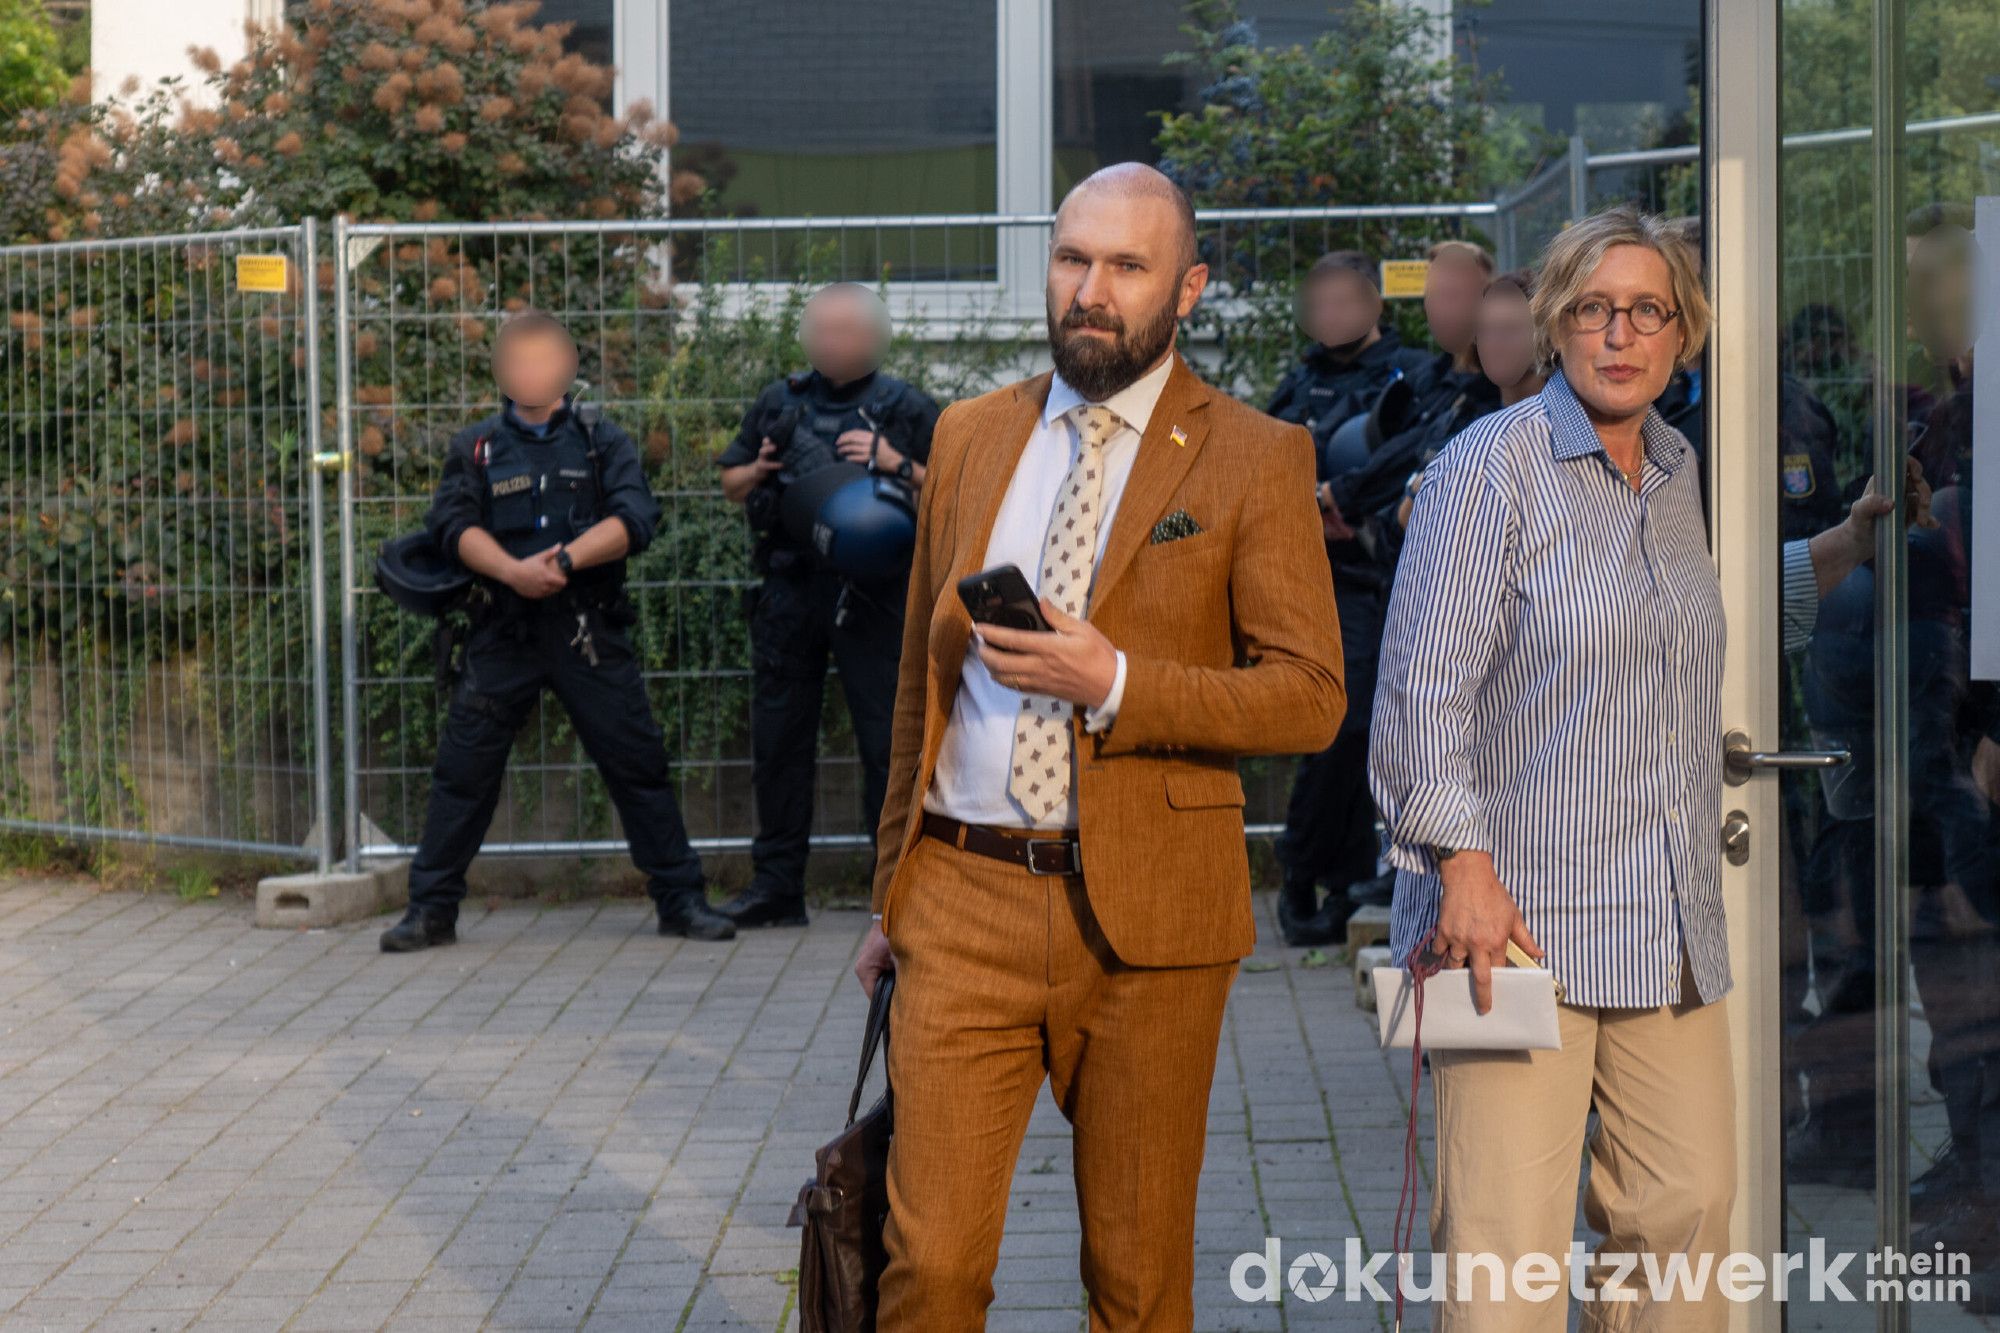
[1304,890,1357,942]
[1912,1139,1978,1228]
[380,907,457,953]
[715,879,809,929]
[1277,874,1340,947]
[1347,869,1397,909]
[656,886,737,941]
[1915,1189,2000,1258]
[1783,1102,1875,1190]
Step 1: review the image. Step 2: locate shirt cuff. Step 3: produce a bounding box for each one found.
[1781,538,1817,653]
[1083,651,1128,734]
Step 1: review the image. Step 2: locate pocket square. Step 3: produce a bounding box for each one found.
[1149,510,1204,544]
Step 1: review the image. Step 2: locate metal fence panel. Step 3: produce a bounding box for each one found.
[332,206,1496,865]
[8,118,1987,871]
[0,224,331,865]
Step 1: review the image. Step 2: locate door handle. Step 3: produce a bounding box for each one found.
[1722,729,1852,786]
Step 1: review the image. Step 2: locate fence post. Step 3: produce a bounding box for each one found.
[1567,134,1590,221]
[333,214,362,872]
[1494,198,1517,272]
[301,219,336,875]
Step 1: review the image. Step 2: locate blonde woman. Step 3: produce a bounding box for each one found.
[1370,206,1730,1331]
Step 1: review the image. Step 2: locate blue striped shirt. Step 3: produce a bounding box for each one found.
[1368,371,1731,1008]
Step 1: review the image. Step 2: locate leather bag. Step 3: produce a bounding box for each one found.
[789,971,895,1332]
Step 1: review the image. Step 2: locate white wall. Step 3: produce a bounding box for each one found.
[91,0,281,102]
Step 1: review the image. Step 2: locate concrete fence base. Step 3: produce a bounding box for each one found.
[255,860,409,929]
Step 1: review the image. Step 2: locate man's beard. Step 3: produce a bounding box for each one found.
[1046,293,1180,401]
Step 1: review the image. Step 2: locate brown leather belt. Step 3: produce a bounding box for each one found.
[920,813,1082,877]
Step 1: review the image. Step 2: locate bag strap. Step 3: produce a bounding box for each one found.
[846,971,895,1127]
[1393,929,1445,1333]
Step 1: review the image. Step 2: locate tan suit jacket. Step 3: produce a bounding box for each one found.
[870,356,1345,967]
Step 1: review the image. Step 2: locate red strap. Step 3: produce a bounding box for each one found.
[1394,929,1446,1331]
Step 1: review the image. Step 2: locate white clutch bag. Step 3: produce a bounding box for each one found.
[1374,948,1563,1051]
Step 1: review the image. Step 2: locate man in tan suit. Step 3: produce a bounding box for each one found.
[852,163,1344,1330]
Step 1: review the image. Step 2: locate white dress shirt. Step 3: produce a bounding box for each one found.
[923,356,1174,829]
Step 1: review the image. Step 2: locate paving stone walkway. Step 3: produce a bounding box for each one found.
[0,877,1986,1331]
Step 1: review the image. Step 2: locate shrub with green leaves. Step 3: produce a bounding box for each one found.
[4,0,701,243]
[0,0,715,846]
[0,0,66,120]
[1154,0,1546,399]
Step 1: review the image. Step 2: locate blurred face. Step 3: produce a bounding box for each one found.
[802,289,888,386]
[1045,186,1206,400]
[1300,270,1381,348]
[1558,244,1685,425]
[1474,286,1537,390]
[1907,226,1974,364]
[1423,258,1486,356]
[494,332,577,410]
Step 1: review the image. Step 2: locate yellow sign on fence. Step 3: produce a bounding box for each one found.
[1380,259,1430,299]
[234,254,289,294]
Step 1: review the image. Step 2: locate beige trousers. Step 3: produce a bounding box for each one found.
[1426,957,1736,1333]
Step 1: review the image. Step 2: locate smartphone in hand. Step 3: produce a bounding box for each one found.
[956,564,1051,633]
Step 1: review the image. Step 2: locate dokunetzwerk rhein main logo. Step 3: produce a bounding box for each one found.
[1231,1238,1975,1305]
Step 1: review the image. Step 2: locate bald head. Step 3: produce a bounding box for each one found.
[1055,163,1199,276]
[1045,162,1208,400]
[802,282,890,386]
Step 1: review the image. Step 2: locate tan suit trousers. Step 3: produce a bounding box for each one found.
[877,833,1237,1332]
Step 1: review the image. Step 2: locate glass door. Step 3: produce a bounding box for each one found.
[1761,0,1998,1325]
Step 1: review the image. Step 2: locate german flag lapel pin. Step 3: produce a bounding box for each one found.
[1170,425,1188,448]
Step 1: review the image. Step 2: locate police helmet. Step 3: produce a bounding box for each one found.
[1319,375,1416,481]
[375,529,472,617]
[1320,410,1378,480]
[778,461,918,581]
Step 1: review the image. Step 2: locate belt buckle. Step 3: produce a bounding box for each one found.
[1024,838,1076,877]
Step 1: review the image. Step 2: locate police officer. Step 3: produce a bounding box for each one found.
[1265,250,1433,441]
[380,311,734,952]
[1264,246,1488,944]
[1319,253,1512,572]
[712,284,941,929]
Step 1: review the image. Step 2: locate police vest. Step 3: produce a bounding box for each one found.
[475,417,603,561]
[765,371,915,456]
[754,374,914,568]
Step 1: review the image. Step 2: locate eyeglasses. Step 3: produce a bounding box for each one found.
[1568,298,1680,336]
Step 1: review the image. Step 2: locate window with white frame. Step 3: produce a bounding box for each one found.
[596,0,1699,223]
[658,0,997,218]
[539,0,616,71]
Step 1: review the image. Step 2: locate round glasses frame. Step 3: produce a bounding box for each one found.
[1567,299,1682,336]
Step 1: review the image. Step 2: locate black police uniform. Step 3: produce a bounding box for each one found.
[716,368,941,924]
[1274,353,1501,944]
[1265,329,1435,441]
[1334,354,1501,549]
[386,398,731,951]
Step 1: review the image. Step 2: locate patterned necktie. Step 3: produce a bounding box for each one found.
[1007,403,1123,823]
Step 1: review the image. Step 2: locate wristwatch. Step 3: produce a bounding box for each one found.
[1431,845,1459,863]
[895,457,914,482]
[554,547,574,576]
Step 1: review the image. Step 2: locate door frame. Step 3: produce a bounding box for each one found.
[1706,0,1786,1326]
